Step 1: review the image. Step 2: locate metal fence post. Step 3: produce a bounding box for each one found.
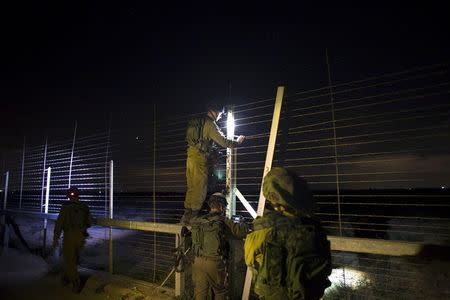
[2,171,10,250]
[226,105,236,217]
[19,137,25,210]
[174,234,185,296]
[109,160,114,274]
[242,86,284,300]
[42,167,51,256]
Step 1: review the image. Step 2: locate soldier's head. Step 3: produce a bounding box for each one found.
[206,100,225,121]
[263,167,313,215]
[66,187,80,201]
[207,192,228,214]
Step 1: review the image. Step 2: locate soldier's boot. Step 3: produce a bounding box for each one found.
[72,279,82,294]
[180,209,192,226]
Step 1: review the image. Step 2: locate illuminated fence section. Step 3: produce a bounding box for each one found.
[230,98,277,219]
[275,64,450,299]
[275,63,450,242]
[324,251,449,299]
[2,131,111,217]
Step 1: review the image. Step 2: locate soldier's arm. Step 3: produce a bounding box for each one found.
[53,205,66,241]
[203,119,239,149]
[224,217,249,239]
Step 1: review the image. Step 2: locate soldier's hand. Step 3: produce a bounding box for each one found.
[52,240,59,248]
[236,135,245,144]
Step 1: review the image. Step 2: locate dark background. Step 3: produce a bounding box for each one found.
[1,2,449,150]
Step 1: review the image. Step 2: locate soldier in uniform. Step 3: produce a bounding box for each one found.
[190,192,248,300]
[181,101,245,225]
[244,168,332,300]
[52,187,92,293]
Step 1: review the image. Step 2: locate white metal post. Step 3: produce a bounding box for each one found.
[2,171,8,212]
[174,234,185,296]
[2,171,10,250]
[242,86,284,300]
[226,106,236,217]
[40,139,48,213]
[68,121,77,188]
[19,137,25,210]
[109,160,114,274]
[43,167,51,256]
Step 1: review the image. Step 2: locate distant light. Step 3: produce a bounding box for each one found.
[135,136,140,140]
[442,186,446,189]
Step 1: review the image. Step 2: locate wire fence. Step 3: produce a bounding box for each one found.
[1,62,450,298]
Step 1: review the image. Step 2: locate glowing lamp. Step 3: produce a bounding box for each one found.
[227,111,235,139]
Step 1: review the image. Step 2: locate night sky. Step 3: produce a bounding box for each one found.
[1,2,449,151]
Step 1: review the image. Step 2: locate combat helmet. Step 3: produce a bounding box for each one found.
[262,167,313,214]
[205,100,225,114]
[207,192,228,209]
[66,187,80,200]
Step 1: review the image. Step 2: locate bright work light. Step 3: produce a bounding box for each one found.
[227,111,235,139]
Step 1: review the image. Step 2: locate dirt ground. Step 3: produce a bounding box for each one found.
[0,248,175,300]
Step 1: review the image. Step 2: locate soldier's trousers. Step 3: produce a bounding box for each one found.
[192,256,227,300]
[185,147,209,210]
[62,231,85,283]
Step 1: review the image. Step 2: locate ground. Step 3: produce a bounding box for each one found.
[0,248,175,300]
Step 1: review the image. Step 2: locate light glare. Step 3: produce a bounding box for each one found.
[227,111,235,139]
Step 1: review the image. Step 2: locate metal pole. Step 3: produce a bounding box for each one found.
[68,121,77,188]
[153,103,157,282]
[325,49,343,237]
[226,105,236,217]
[242,86,284,300]
[2,171,8,212]
[40,139,48,213]
[19,137,25,210]
[2,171,10,250]
[174,234,185,296]
[255,86,284,216]
[43,167,51,257]
[109,160,114,274]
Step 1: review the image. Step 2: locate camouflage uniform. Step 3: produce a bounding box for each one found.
[191,202,248,300]
[185,116,239,211]
[53,200,92,287]
[244,168,331,300]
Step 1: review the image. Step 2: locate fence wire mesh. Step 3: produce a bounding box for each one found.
[1,62,450,298]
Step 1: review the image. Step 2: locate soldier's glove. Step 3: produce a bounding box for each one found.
[236,135,245,143]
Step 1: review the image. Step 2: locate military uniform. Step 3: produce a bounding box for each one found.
[185,116,239,211]
[53,200,92,289]
[191,212,248,300]
[244,168,331,300]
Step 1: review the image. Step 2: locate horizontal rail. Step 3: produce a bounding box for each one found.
[3,210,448,258]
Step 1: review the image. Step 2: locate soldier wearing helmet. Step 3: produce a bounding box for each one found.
[190,192,248,300]
[244,168,331,300]
[53,187,92,293]
[181,100,245,225]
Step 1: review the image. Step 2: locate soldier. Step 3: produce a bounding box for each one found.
[181,101,245,225]
[190,192,248,300]
[244,168,332,300]
[52,187,92,293]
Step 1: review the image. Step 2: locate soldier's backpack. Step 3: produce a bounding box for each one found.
[186,117,208,152]
[190,214,226,257]
[254,213,332,299]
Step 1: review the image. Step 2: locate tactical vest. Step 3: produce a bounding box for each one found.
[253,213,331,299]
[190,214,226,257]
[186,117,212,153]
[63,202,90,232]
